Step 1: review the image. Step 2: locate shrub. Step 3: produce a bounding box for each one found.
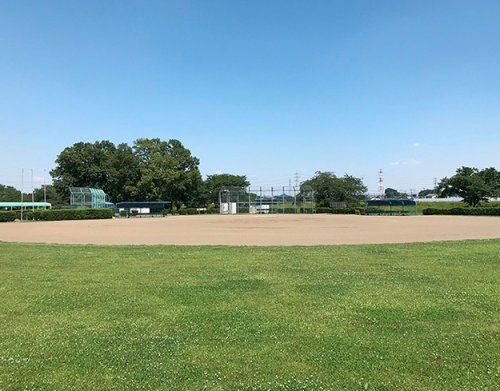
[206,204,217,214]
[178,208,201,215]
[316,207,365,215]
[0,211,17,222]
[36,208,113,220]
[423,207,500,216]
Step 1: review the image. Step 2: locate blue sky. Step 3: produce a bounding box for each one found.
[1,1,499,193]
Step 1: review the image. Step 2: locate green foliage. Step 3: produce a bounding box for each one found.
[423,207,500,216]
[418,188,435,197]
[301,171,367,207]
[0,184,21,202]
[384,188,401,198]
[133,138,203,207]
[0,208,113,222]
[178,207,200,215]
[204,173,250,205]
[206,203,217,214]
[316,206,365,214]
[32,185,65,206]
[107,143,141,202]
[0,240,498,389]
[51,139,204,206]
[438,166,500,206]
[0,211,17,222]
[51,141,140,203]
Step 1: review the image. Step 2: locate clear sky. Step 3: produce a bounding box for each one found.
[1,1,499,193]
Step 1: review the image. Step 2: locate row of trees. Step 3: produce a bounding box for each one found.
[1,138,498,208]
[49,139,251,207]
[48,139,369,207]
[0,183,64,204]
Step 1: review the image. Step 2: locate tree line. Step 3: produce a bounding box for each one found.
[385,167,500,206]
[36,138,369,208]
[1,138,498,208]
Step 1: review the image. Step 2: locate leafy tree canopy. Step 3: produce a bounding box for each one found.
[301,171,367,207]
[204,174,250,205]
[438,166,500,206]
[51,141,123,202]
[418,189,435,197]
[385,188,401,198]
[133,138,203,207]
[51,139,203,206]
[0,184,21,202]
[33,185,65,207]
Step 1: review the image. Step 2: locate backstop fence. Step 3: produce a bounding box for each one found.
[219,186,315,214]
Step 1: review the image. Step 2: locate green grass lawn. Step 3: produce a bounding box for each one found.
[1,241,499,390]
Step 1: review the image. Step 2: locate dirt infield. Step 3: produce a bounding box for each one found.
[1,214,499,245]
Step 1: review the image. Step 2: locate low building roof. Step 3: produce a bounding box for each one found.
[0,202,52,208]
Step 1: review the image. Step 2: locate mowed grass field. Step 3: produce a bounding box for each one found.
[1,241,499,390]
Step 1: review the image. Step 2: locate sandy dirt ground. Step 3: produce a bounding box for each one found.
[1,214,500,246]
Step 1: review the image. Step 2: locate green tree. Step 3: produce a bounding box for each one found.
[438,166,500,206]
[51,141,141,203]
[133,138,203,207]
[0,184,21,202]
[301,171,367,207]
[418,189,435,197]
[478,167,500,198]
[204,173,250,205]
[385,188,401,198]
[33,185,65,207]
[106,143,141,202]
[51,141,118,202]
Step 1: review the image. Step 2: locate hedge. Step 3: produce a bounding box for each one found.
[0,208,114,222]
[316,207,365,215]
[423,207,500,216]
[166,206,366,216]
[0,211,17,222]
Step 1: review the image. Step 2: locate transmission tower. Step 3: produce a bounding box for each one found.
[378,169,385,197]
[294,172,300,188]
